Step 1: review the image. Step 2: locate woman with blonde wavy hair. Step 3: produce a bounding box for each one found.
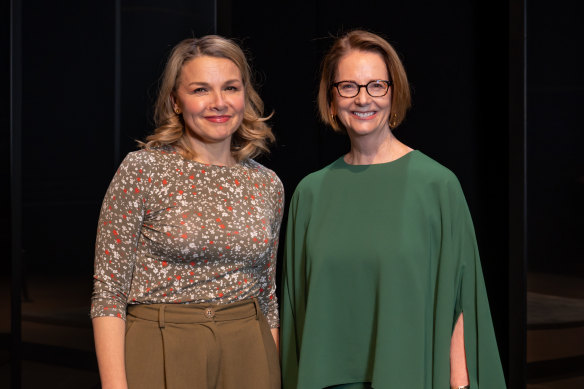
[91,35,282,389]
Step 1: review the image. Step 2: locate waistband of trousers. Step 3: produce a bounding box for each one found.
[127,298,261,325]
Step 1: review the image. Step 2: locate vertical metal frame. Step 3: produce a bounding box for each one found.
[509,0,527,387]
[114,0,122,167]
[10,0,23,387]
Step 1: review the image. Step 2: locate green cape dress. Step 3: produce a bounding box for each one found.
[281,151,506,388]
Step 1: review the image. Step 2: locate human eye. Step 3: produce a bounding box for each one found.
[368,81,389,96]
[339,82,357,91]
[192,87,208,95]
[224,85,241,93]
[369,81,385,89]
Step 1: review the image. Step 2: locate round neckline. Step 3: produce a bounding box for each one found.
[184,157,245,169]
[338,149,418,168]
[166,146,248,169]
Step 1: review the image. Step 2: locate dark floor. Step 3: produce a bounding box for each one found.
[0,361,99,389]
[0,275,98,389]
[526,273,584,389]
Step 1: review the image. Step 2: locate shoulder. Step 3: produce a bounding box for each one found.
[406,151,470,213]
[114,147,181,186]
[288,159,341,209]
[408,151,456,180]
[406,151,462,190]
[242,159,284,194]
[121,146,178,169]
[293,158,340,195]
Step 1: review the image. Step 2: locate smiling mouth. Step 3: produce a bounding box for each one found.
[205,115,231,123]
[352,111,376,118]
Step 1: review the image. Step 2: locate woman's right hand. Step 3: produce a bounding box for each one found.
[92,316,128,389]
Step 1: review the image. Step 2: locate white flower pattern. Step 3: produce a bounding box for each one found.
[91,147,284,327]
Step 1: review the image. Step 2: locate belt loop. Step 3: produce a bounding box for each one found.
[253,298,261,320]
[158,305,166,328]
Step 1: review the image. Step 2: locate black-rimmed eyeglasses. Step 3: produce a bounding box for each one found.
[332,80,392,98]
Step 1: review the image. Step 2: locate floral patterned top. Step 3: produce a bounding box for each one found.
[91,147,284,327]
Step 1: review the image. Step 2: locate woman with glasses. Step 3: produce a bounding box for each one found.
[91,36,282,389]
[280,30,506,389]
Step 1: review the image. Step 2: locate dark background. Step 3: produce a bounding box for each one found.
[526,1,584,275]
[6,0,583,387]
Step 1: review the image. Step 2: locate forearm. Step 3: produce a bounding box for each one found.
[450,313,469,387]
[93,316,128,389]
[271,327,279,351]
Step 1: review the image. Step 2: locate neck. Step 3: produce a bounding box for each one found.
[346,129,394,165]
[187,137,237,166]
[345,129,412,165]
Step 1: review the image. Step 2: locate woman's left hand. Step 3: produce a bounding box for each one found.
[271,328,280,351]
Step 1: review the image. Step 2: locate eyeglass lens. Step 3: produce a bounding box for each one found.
[336,81,390,97]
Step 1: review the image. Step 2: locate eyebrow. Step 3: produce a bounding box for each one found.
[337,79,388,83]
[186,79,242,87]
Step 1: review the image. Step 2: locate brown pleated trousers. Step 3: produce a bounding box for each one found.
[125,299,280,389]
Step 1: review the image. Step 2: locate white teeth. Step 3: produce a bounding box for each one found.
[353,111,374,118]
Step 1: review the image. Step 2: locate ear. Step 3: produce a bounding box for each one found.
[329,102,336,117]
[170,94,181,114]
[328,102,339,129]
[169,93,180,111]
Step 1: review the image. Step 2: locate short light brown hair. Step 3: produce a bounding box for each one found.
[140,36,274,161]
[318,30,411,132]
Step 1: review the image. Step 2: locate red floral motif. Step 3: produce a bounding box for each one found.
[91,148,284,328]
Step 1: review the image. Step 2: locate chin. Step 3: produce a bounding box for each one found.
[348,125,378,136]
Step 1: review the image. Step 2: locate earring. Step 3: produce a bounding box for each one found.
[389,113,397,128]
[174,107,181,114]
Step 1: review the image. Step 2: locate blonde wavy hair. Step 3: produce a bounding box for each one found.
[318,30,411,132]
[140,35,274,161]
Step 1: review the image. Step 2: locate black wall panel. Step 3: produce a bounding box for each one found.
[21,2,116,275]
[19,1,215,276]
[527,0,584,275]
[119,1,216,158]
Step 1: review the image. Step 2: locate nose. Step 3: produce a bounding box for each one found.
[354,87,372,105]
[210,91,227,111]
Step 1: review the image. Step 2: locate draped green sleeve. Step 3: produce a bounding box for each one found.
[450,180,507,388]
[280,152,506,388]
[281,186,308,389]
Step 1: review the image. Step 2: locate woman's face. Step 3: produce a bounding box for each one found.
[173,56,245,147]
[332,50,392,138]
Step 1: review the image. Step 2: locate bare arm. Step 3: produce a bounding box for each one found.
[93,316,128,389]
[450,313,469,387]
[271,327,279,351]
